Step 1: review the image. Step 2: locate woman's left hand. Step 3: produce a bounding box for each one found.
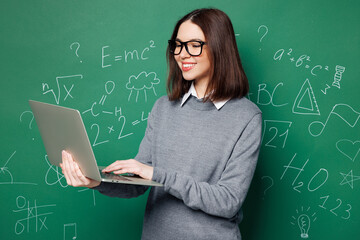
[102,159,154,180]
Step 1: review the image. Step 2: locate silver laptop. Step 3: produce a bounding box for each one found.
[29,100,162,187]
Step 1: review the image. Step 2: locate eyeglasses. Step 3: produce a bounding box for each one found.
[168,40,207,56]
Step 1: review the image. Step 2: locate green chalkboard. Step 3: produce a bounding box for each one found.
[1,0,359,239]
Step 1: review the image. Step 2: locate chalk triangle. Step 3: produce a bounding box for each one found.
[297,88,314,111]
[292,79,320,115]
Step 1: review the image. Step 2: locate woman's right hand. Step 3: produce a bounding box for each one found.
[60,150,101,188]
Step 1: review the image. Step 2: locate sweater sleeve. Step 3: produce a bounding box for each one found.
[152,113,262,218]
[92,99,160,198]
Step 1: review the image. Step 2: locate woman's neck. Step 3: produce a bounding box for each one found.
[194,79,209,98]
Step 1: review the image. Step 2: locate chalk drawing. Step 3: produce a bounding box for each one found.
[44,155,67,188]
[332,65,346,89]
[0,151,37,185]
[336,139,360,162]
[126,71,160,102]
[339,170,360,189]
[308,104,360,137]
[64,223,77,240]
[290,206,317,239]
[78,188,96,206]
[12,196,56,235]
[292,78,320,115]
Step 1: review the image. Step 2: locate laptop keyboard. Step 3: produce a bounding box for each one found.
[100,170,132,182]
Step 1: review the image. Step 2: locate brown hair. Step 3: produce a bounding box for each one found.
[166,8,249,102]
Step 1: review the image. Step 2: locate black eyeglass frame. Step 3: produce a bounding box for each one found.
[168,40,207,57]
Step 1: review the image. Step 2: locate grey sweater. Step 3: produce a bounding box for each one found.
[94,95,262,240]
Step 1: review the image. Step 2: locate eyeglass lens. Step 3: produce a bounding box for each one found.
[170,40,204,56]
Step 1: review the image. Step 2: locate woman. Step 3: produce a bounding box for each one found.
[61,8,262,240]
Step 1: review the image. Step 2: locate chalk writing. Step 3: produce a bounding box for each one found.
[13,196,56,235]
[256,82,288,107]
[261,120,292,148]
[88,118,133,147]
[261,175,274,199]
[132,111,150,126]
[42,74,83,104]
[280,153,329,193]
[318,195,352,220]
[321,84,331,95]
[102,40,156,68]
[20,111,35,130]
[280,153,309,192]
[257,25,268,51]
[308,104,360,137]
[273,48,329,77]
[70,42,82,63]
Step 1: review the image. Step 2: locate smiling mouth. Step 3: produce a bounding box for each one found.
[182,63,196,71]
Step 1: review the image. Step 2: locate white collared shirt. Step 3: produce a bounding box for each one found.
[180,82,229,110]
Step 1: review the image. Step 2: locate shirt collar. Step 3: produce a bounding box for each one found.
[180,82,229,110]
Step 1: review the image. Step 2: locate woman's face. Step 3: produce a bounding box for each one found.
[174,20,211,87]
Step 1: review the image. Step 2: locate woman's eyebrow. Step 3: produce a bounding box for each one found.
[175,37,204,42]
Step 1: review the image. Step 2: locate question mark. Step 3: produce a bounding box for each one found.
[70,42,82,63]
[261,175,273,199]
[257,25,268,51]
[20,111,35,141]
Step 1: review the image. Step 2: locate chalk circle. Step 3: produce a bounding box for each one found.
[308,121,325,137]
[16,196,27,209]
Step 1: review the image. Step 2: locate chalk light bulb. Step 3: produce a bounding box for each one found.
[297,214,310,238]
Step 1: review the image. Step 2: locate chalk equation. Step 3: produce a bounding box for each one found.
[42,74,83,105]
[102,40,156,68]
[280,153,328,193]
[82,80,135,146]
[12,196,56,235]
[273,47,329,77]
